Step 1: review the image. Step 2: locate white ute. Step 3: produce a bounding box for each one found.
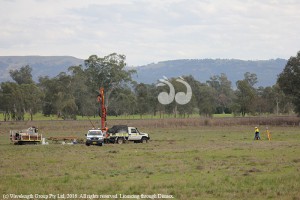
[85,129,104,146]
[105,125,150,144]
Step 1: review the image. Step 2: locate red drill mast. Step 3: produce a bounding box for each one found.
[97,87,107,131]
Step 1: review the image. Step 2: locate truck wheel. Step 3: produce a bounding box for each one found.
[86,143,90,146]
[141,137,148,143]
[117,138,124,144]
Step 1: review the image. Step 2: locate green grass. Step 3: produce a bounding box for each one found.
[0,112,234,121]
[0,122,299,200]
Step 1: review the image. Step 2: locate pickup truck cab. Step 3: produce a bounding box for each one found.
[106,125,150,144]
[85,129,104,146]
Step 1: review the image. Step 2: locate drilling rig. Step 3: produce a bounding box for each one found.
[97,87,150,144]
[97,87,107,131]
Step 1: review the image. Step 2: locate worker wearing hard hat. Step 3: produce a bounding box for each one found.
[254,127,261,140]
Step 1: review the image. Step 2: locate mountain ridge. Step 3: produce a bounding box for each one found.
[0,56,84,82]
[0,56,287,87]
[132,58,287,87]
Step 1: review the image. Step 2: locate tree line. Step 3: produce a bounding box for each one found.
[0,52,299,121]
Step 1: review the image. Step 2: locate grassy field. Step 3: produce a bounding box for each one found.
[0,121,300,200]
[0,113,234,121]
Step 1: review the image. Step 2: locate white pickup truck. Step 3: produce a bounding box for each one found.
[105,125,150,144]
[85,129,104,146]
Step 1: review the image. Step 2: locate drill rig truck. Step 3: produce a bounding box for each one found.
[90,87,150,144]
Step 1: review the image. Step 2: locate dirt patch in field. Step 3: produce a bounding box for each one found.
[292,159,300,163]
[248,167,262,173]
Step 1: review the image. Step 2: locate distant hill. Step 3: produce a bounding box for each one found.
[0,56,84,82]
[133,58,287,87]
[0,56,287,87]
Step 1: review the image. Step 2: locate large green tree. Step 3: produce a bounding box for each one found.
[135,83,150,118]
[109,87,136,117]
[234,72,257,116]
[9,65,34,85]
[84,53,136,108]
[0,65,41,121]
[272,84,294,114]
[0,82,24,120]
[68,66,96,117]
[36,53,137,119]
[20,84,43,121]
[207,73,233,114]
[277,51,300,115]
[196,84,217,117]
[39,73,78,119]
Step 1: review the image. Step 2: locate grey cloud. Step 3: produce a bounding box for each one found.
[0,0,300,65]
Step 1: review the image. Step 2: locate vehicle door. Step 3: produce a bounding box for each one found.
[128,128,140,140]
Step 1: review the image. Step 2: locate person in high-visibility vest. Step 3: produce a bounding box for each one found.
[266,127,271,141]
[254,127,261,140]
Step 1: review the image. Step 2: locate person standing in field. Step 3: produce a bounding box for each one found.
[254,127,261,140]
[266,127,271,141]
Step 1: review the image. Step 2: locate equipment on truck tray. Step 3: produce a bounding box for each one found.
[10,126,42,145]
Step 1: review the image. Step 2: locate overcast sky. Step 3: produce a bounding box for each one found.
[0,0,299,66]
